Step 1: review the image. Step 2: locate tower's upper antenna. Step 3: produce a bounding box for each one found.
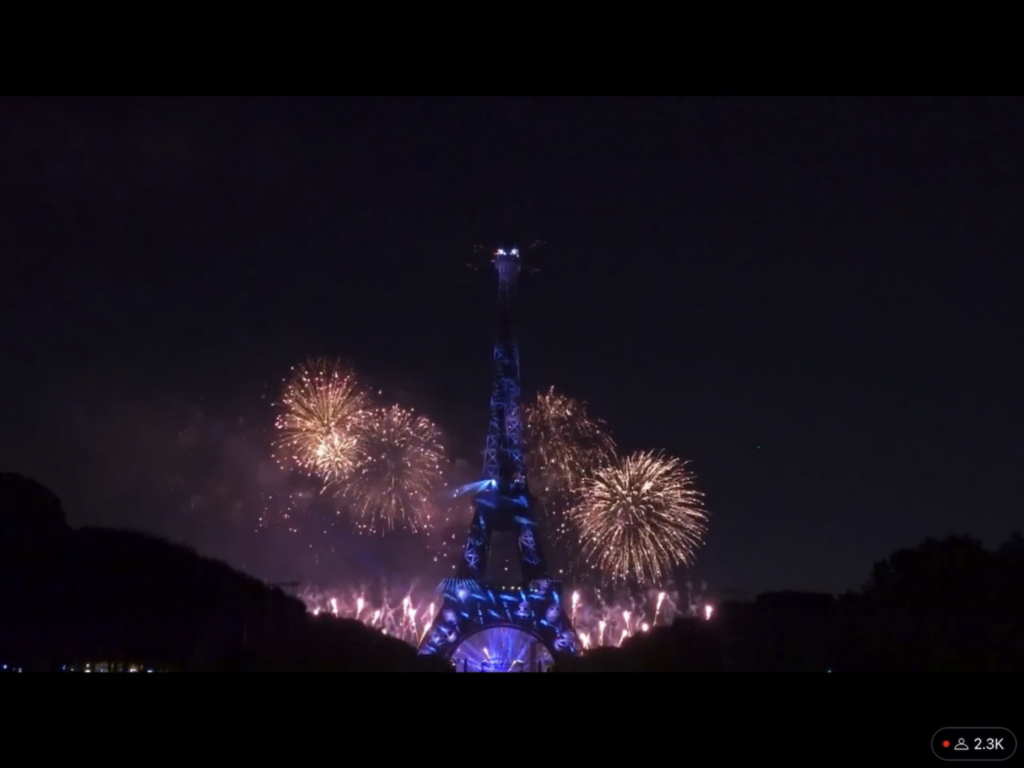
[468,241,545,271]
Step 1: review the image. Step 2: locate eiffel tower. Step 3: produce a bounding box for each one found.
[417,243,579,671]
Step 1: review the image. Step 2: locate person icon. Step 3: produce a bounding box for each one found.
[955,739,969,751]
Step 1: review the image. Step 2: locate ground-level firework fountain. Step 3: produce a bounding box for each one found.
[299,581,714,659]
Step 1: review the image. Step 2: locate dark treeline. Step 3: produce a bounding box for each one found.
[4,471,1022,672]
[0,472,449,671]
[560,533,1024,672]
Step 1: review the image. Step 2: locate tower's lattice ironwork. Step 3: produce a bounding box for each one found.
[417,244,579,670]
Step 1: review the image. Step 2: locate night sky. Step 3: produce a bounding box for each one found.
[1,96,1020,595]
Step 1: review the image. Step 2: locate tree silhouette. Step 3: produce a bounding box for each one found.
[560,534,1024,672]
[0,473,448,671]
[0,472,67,539]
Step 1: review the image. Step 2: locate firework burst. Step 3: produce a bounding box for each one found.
[523,388,615,564]
[345,405,446,534]
[524,387,615,498]
[572,450,707,585]
[273,357,371,482]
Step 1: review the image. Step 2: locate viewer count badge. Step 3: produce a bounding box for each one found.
[932,729,1016,761]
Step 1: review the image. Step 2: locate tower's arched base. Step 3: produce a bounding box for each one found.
[418,579,579,667]
[450,626,555,672]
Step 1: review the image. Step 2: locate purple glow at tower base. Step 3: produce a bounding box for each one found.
[450,626,554,672]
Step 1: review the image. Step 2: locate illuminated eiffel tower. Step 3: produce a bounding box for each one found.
[417,242,579,671]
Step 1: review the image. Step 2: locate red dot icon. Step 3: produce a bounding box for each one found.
[943,741,950,748]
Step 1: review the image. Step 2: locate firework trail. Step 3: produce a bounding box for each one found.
[299,582,713,652]
[273,357,370,483]
[345,405,447,534]
[572,451,707,585]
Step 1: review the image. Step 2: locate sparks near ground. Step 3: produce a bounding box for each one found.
[300,582,714,652]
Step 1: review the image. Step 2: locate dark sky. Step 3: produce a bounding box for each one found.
[1,96,1020,594]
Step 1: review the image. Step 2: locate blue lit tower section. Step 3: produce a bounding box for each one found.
[417,244,579,671]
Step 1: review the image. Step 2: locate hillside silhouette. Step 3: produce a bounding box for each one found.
[0,472,449,671]
[4,472,1022,672]
[557,533,1024,672]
